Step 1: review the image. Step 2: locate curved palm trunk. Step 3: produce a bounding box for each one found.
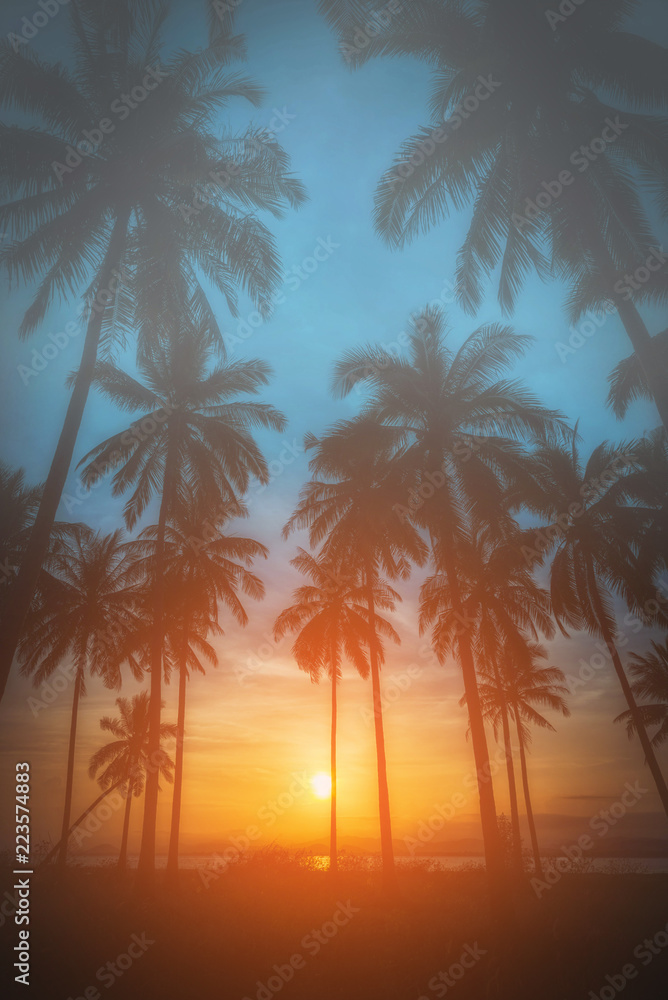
[365,564,395,887]
[118,780,134,871]
[58,666,84,867]
[439,550,503,884]
[0,212,130,705]
[40,777,125,868]
[587,564,668,819]
[166,638,189,881]
[514,712,543,877]
[330,658,338,876]
[137,426,179,892]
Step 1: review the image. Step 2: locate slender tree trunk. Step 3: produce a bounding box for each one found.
[330,653,338,876]
[491,657,522,870]
[58,666,84,867]
[500,701,522,872]
[439,549,503,883]
[587,565,668,819]
[591,231,668,432]
[515,712,542,877]
[0,212,130,705]
[166,634,189,881]
[365,562,395,887]
[40,778,125,868]
[118,781,134,871]
[136,426,179,892]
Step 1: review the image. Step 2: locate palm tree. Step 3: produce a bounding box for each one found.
[523,438,668,818]
[0,1,306,702]
[274,548,399,874]
[607,331,668,422]
[477,644,570,877]
[128,504,268,881]
[420,531,555,872]
[614,640,668,750]
[0,464,41,627]
[285,420,426,885]
[320,0,668,430]
[88,691,176,870]
[78,330,285,887]
[18,526,142,866]
[331,305,568,884]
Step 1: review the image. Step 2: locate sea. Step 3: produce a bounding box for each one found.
[70,854,668,873]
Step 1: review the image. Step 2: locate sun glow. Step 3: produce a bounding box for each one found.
[310,772,332,799]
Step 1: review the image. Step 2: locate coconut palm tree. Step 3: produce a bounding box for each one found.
[88,691,176,870]
[127,504,268,881]
[78,329,285,887]
[320,0,668,430]
[331,305,569,884]
[0,464,42,626]
[420,530,555,872]
[274,548,400,874]
[607,331,668,422]
[17,525,143,866]
[475,644,570,876]
[0,1,306,702]
[523,439,668,818]
[614,640,668,750]
[285,420,426,885]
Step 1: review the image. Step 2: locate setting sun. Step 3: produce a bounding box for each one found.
[310,772,332,799]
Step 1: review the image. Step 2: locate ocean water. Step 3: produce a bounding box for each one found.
[70,854,668,873]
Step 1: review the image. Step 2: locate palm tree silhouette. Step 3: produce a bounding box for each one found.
[331,305,568,885]
[18,525,142,866]
[88,691,176,870]
[78,329,284,887]
[274,547,399,874]
[477,644,570,877]
[128,502,268,880]
[607,331,668,421]
[320,0,668,431]
[420,531,555,871]
[0,2,306,702]
[0,464,41,626]
[525,439,668,818]
[285,420,426,886]
[614,640,668,750]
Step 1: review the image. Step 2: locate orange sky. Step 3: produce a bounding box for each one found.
[2,544,666,862]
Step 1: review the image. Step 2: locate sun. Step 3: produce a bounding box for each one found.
[310,772,332,799]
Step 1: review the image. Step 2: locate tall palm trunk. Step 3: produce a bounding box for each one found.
[501,710,522,871]
[493,659,522,871]
[58,665,84,867]
[166,631,189,881]
[137,425,179,891]
[118,779,134,871]
[365,561,395,886]
[330,652,338,875]
[587,563,668,818]
[41,777,125,868]
[440,549,503,882]
[514,712,542,876]
[0,211,130,705]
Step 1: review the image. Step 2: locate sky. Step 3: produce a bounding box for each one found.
[1,0,667,860]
